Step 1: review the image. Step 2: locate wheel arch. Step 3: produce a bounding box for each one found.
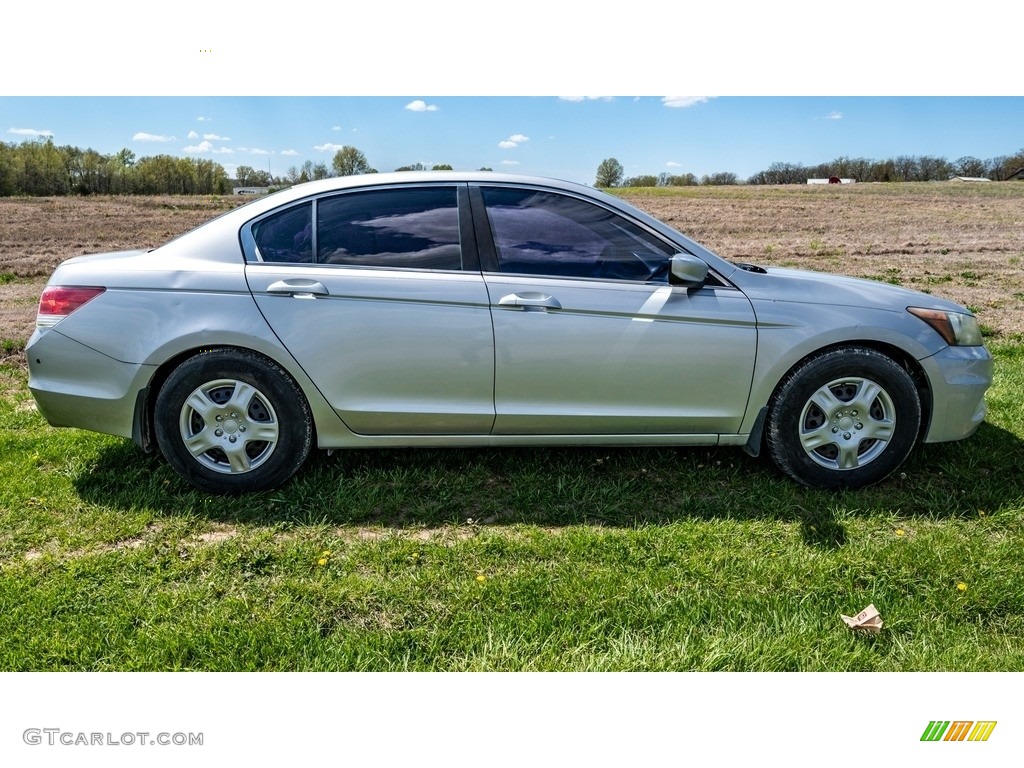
[748,339,933,459]
[133,344,322,454]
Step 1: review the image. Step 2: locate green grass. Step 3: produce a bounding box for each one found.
[864,267,904,286]
[1,346,1023,670]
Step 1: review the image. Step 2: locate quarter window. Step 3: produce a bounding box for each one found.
[482,187,675,281]
[252,202,313,264]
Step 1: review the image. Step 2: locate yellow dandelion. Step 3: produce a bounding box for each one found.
[957,582,968,592]
[317,558,328,566]
[475,573,487,584]
[895,529,905,537]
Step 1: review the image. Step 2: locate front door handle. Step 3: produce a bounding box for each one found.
[497,292,561,311]
[266,279,329,298]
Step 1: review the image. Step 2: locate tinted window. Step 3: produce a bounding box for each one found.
[482,188,674,280]
[252,202,313,263]
[317,187,461,270]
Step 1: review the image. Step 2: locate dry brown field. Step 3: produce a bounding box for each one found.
[2,183,1023,362]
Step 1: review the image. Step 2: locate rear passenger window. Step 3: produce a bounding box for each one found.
[317,187,461,270]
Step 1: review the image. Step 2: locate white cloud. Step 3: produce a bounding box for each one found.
[203,133,231,141]
[314,142,345,152]
[558,96,614,102]
[500,160,520,166]
[332,125,342,131]
[499,133,530,149]
[823,111,843,120]
[249,148,271,155]
[196,116,211,122]
[666,161,682,167]
[133,132,176,142]
[187,130,199,139]
[405,99,439,112]
[661,96,712,108]
[7,127,53,137]
[281,149,299,156]
[183,140,233,154]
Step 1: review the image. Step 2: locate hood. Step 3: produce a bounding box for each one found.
[732,264,974,316]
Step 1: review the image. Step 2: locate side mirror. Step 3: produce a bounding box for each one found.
[668,253,709,287]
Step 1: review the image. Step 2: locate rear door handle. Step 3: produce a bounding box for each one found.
[266,279,329,298]
[497,292,561,310]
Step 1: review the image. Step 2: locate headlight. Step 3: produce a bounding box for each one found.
[907,307,984,346]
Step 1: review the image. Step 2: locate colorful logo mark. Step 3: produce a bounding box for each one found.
[921,721,997,742]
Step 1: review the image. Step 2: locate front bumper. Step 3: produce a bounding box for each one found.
[920,344,993,443]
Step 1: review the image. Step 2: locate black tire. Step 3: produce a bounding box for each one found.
[154,349,313,494]
[765,347,920,489]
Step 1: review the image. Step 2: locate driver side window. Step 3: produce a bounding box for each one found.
[481,187,674,281]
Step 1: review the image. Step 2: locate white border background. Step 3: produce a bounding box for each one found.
[4,1,1020,96]
[2,2,1020,764]
[2,673,1019,765]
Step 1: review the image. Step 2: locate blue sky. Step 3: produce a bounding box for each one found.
[3,96,1023,184]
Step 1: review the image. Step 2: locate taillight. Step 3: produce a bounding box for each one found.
[36,286,106,328]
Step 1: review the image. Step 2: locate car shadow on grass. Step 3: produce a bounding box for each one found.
[73,422,1024,548]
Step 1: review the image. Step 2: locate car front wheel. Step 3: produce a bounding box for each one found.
[765,347,921,489]
[154,349,313,493]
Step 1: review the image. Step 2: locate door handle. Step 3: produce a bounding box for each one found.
[497,293,561,310]
[266,279,329,298]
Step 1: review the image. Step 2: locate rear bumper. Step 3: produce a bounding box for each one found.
[920,344,993,443]
[26,328,155,440]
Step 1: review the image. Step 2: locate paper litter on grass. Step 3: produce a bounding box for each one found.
[841,604,883,633]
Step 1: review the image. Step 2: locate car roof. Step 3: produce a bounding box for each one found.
[225,171,685,243]
[155,171,737,278]
[260,171,597,206]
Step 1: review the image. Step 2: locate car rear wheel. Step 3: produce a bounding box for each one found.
[765,347,920,489]
[154,349,313,493]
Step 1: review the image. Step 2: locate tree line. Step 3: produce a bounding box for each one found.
[597,150,1024,187]
[0,140,494,197]
[0,139,234,196]
[6,137,1022,196]
[747,152,1024,184]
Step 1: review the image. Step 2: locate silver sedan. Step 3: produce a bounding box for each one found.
[27,172,993,493]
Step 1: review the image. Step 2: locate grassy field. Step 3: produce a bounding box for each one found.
[1,184,1022,670]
